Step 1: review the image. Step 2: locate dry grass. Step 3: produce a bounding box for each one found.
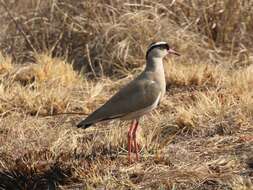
[0,52,252,189]
[0,0,253,189]
[1,0,253,76]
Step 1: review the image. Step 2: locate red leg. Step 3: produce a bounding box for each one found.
[132,120,139,161]
[128,120,136,163]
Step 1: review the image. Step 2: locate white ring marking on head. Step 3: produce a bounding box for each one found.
[148,41,167,49]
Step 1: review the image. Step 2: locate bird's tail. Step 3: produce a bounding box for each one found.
[76,119,93,129]
[76,107,116,129]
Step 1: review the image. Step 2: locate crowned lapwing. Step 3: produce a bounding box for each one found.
[77,42,180,163]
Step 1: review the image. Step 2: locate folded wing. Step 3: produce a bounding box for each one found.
[77,79,161,128]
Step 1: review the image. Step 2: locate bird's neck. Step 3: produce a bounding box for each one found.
[145,57,166,98]
[145,57,164,73]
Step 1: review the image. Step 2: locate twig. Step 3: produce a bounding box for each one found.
[40,112,88,117]
[0,0,37,53]
[85,44,97,78]
[0,97,87,117]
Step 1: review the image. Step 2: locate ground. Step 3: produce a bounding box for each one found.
[0,0,253,189]
[0,54,252,189]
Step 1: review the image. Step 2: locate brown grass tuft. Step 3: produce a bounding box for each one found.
[0,53,12,75]
[0,0,253,189]
[165,60,225,87]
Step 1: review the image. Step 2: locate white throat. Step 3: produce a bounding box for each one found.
[145,57,164,73]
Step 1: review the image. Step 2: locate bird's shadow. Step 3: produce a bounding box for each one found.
[0,162,73,190]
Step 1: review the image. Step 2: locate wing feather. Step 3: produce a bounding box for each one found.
[77,79,161,128]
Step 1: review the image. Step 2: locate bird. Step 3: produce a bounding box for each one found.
[77,41,180,163]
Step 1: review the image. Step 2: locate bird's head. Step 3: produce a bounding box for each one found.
[146,41,180,60]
